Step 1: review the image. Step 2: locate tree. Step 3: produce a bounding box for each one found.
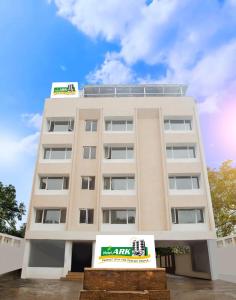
[208,160,236,237]
[0,181,26,237]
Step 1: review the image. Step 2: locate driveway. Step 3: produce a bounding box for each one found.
[0,272,236,300]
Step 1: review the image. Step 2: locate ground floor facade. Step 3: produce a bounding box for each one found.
[21,237,217,280]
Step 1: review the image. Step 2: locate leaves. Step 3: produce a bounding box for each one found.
[0,181,26,237]
[208,160,236,237]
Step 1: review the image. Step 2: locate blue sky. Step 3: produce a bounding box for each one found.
[0,0,236,219]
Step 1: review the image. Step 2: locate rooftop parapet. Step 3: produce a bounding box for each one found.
[83,84,187,98]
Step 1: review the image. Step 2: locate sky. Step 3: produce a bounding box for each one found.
[0,0,236,219]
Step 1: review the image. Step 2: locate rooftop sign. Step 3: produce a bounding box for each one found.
[51,82,79,98]
[93,235,156,268]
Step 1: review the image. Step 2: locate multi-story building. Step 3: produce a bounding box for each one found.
[21,84,216,279]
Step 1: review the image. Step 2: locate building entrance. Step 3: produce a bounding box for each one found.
[71,242,92,272]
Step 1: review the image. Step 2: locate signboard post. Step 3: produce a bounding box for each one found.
[93,235,156,268]
[50,82,79,98]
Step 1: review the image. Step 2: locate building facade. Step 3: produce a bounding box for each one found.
[21,84,216,279]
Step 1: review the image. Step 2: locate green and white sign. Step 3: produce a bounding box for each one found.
[94,235,156,268]
[50,82,79,98]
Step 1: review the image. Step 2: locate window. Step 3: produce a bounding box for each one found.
[39,177,69,190]
[83,146,96,159]
[47,119,74,132]
[79,209,94,224]
[169,176,199,190]
[164,119,192,131]
[166,145,196,159]
[44,147,72,160]
[35,209,66,224]
[81,176,95,190]
[104,146,134,159]
[102,209,135,224]
[85,120,97,132]
[104,176,135,190]
[171,208,204,224]
[105,119,133,131]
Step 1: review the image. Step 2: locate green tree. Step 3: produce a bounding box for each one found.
[0,181,26,237]
[208,160,236,237]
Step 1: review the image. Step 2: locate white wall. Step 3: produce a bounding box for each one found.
[213,235,236,283]
[0,233,25,275]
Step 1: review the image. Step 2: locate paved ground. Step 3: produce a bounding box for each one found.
[0,272,236,300]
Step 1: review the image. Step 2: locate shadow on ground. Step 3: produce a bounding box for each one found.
[0,271,236,300]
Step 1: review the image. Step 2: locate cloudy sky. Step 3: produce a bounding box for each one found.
[0,0,236,216]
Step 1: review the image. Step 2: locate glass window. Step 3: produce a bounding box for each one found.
[44,148,72,160]
[166,145,196,159]
[105,120,112,131]
[79,209,86,223]
[168,177,175,189]
[127,120,133,131]
[66,148,72,159]
[103,209,136,224]
[111,177,127,190]
[60,209,66,223]
[103,210,109,223]
[127,177,135,190]
[171,208,204,224]
[85,120,97,132]
[87,209,94,224]
[128,210,135,224]
[105,120,133,131]
[127,147,134,159]
[189,146,195,158]
[39,177,69,190]
[178,209,196,224]
[50,148,66,159]
[111,147,126,159]
[44,148,50,159]
[47,177,63,190]
[81,176,95,190]
[111,210,127,224]
[104,177,111,190]
[48,120,74,132]
[79,209,94,224]
[164,119,192,131]
[176,177,192,189]
[192,177,200,189]
[40,177,47,189]
[43,209,60,224]
[35,209,43,223]
[83,147,90,159]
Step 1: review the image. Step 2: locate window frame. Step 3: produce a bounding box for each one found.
[105,119,133,132]
[103,176,135,191]
[43,147,72,160]
[39,176,69,190]
[85,120,97,132]
[164,119,192,131]
[104,146,134,160]
[79,208,94,224]
[47,119,74,132]
[81,176,95,190]
[35,208,66,224]
[171,208,204,224]
[83,146,96,159]
[102,209,136,225]
[168,176,200,190]
[166,145,196,159]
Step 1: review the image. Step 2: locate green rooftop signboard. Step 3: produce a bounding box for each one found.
[50,82,79,98]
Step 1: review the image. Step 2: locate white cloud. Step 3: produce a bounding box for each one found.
[52,0,236,113]
[21,113,42,130]
[0,132,39,167]
[87,53,134,84]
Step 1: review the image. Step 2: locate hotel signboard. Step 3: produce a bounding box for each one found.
[93,235,156,268]
[50,82,79,98]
